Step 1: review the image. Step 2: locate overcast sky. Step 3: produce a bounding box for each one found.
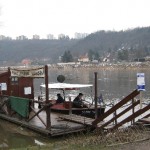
[0,0,150,39]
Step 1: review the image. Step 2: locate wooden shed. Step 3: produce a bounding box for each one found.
[0,71,34,99]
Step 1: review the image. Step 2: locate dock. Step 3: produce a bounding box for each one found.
[0,111,85,137]
[0,89,149,136]
[60,90,150,131]
[59,114,105,127]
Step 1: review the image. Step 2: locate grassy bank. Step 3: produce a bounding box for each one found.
[12,126,150,150]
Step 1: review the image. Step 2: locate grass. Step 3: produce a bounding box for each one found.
[11,126,150,150]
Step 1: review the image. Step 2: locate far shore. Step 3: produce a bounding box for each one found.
[0,62,150,71]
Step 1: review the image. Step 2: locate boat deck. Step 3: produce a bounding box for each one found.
[59,114,106,128]
[0,110,86,137]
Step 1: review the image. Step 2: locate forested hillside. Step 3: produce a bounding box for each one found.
[69,27,150,61]
[0,39,78,65]
[1,26,150,65]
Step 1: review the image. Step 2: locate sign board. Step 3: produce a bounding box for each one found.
[137,73,145,91]
[10,67,45,78]
[0,83,7,91]
[24,87,31,95]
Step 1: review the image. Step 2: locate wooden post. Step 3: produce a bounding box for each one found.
[140,92,142,109]
[94,72,98,119]
[7,67,11,115]
[132,98,135,124]
[45,65,51,129]
[112,101,117,125]
[8,67,11,96]
[69,96,72,115]
[114,110,117,125]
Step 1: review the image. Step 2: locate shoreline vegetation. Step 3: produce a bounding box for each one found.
[15,126,150,150]
[0,62,150,71]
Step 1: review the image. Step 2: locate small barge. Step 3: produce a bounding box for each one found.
[39,83,105,118]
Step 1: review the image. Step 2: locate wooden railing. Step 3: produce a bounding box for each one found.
[92,89,140,126]
[98,100,140,129]
[111,104,150,130]
[0,95,52,129]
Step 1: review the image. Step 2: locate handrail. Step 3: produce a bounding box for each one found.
[92,89,140,126]
[112,104,150,130]
[142,113,150,119]
[98,100,140,129]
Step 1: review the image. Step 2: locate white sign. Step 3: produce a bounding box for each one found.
[137,73,145,91]
[10,67,45,78]
[0,83,7,91]
[24,87,31,95]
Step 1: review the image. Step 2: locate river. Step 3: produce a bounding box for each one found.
[0,67,150,149]
[34,67,150,101]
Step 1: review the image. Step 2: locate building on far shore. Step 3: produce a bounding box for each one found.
[21,59,31,66]
[78,53,89,62]
[0,35,12,40]
[74,32,88,39]
[16,35,28,40]
[33,35,40,40]
[47,34,54,40]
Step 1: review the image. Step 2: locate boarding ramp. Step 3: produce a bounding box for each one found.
[92,89,150,130]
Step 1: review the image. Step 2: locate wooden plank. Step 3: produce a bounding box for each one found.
[92,89,140,126]
[112,104,150,130]
[139,118,150,124]
[30,106,46,127]
[60,114,95,126]
[0,113,51,135]
[97,100,140,129]
[0,113,86,136]
[142,113,150,119]
[61,114,94,122]
[27,103,51,122]
[60,114,94,121]
[51,127,85,136]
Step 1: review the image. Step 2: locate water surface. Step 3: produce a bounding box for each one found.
[1,68,150,149]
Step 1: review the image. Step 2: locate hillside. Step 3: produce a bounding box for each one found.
[69,27,150,61]
[0,39,78,65]
[70,27,150,52]
[1,26,150,65]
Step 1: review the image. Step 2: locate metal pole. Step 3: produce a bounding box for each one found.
[94,72,98,119]
[45,65,51,129]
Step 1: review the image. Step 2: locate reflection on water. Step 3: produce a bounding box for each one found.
[0,120,48,149]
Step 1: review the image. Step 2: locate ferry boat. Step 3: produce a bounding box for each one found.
[39,83,105,118]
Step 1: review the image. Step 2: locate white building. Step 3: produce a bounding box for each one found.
[78,54,89,62]
[16,35,28,40]
[47,34,54,40]
[33,35,40,40]
[0,35,12,40]
[74,32,88,39]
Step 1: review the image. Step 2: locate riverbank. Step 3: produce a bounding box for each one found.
[14,126,150,150]
[50,61,150,70]
[1,62,150,72]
